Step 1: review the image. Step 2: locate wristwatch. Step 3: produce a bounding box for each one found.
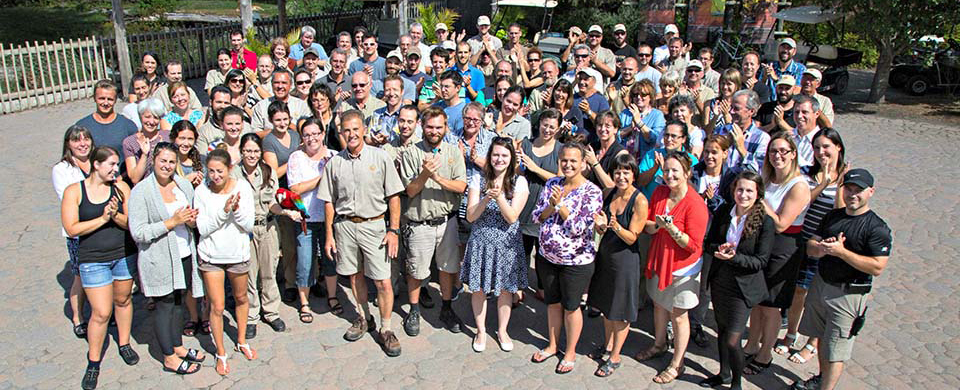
[387,228,399,235]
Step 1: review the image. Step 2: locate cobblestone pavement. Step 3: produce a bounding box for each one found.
[0,100,956,389]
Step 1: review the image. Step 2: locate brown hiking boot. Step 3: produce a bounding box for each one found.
[344,316,372,341]
[380,330,402,357]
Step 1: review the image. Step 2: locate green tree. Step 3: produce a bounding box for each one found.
[822,0,960,102]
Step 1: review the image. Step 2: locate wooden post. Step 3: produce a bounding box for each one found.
[112,0,133,92]
[278,0,288,36]
[0,44,8,114]
[239,0,254,34]
[78,38,90,98]
[399,0,409,36]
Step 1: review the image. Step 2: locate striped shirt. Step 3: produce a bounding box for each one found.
[802,175,838,240]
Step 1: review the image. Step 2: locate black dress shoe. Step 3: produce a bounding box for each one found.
[245,323,257,339]
[265,318,286,332]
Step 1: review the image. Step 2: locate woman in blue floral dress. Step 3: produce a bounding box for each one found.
[461,137,530,353]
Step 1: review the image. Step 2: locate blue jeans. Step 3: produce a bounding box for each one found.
[295,222,335,288]
[78,254,137,288]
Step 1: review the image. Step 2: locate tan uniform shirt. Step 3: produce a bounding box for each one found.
[813,93,835,124]
[197,118,254,155]
[605,79,637,114]
[231,164,279,221]
[250,96,310,132]
[317,145,404,219]
[399,141,466,222]
[205,69,228,92]
[335,96,387,124]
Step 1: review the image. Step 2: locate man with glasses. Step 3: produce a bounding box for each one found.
[611,23,638,78]
[714,89,770,172]
[197,86,253,154]
[680,60,716,114]
[452,41,486,102]
[251,70,310,133]
[418,48,464,110]
[319,49,351,103]
[247,54,275,108]
[348,34,387,84]
[290,25,328,69]
[467,16,503,56]
[562,25,616,80]
[336,71,386,123]
[698,48,721,95]
[433,70,468,135]
[635,44,662,94]
[561,44,598,85]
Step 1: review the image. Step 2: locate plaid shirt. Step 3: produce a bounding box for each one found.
[764,60,806,101]
[715,121,770,172]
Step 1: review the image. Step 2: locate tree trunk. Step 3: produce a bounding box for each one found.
[111,0,132,93]
[239,0,253,33]
[868,37,895,104]
[278,0,288,35]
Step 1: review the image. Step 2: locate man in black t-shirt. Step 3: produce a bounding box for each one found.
[755,75,797,133]
[793,168,892,390]
[611,23,637,80]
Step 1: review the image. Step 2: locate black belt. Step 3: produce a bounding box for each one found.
[824,280,872,295]
[254,215,275,226]
[408,215,451,227]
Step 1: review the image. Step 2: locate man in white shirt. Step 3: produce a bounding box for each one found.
[467,16,503,56]
[653,24,679,65]
[791,95,821,168]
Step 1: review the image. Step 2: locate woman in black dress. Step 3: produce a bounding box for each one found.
[587,153,648,377]
[699,170,774,390]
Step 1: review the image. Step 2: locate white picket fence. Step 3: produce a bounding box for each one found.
[0,36,108,115]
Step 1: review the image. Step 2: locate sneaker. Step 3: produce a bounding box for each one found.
[692,326,709,348]
[380,330,402,357]
[791,374,822,390]
[404,309,421,337]
[344,316,369,342]
[245,324,257,340]
[118,344,139,366]
[439,308,462,333]
[81,366,99,390]
[265,318,286,332]
[419,287,435,309]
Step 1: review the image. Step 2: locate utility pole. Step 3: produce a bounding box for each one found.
[239,0,253,33]
[111,0,132,92]
[398,0,409,36]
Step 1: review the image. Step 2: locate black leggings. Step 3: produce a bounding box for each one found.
[712,288,751,388]
[717,325,745,388]
[522,234,544,289]
[154,256,192,356]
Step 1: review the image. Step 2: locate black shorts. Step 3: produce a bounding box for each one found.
[536,256,595,311]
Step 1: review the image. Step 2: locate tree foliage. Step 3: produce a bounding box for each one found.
[414,3,460,44]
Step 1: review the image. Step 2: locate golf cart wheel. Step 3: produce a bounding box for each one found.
[833,72,849,95]
[889,70,908,88]
[906,75,930,96]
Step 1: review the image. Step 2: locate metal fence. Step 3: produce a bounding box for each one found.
[98,9,382,86]
[0,37,107,114]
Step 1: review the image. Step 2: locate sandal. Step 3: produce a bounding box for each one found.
[299,305,314,323]
[743,357,772,375]
[530,349,556,363]
[774,333,797,355]
[555,359,575,374]
[235,343,258,360]
[162,359,200,375]
[199,320,212,335]
[183,348,205,363]
[635,344,669,361]
[182,321,198,337]
[327,298,343,315]
[73,322,88,339]
[595,358,621,378]
[789,343,817,364]
[214,354,230,376]
[653,364,685,384]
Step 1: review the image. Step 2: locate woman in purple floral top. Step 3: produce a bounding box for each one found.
[530,142,603,374]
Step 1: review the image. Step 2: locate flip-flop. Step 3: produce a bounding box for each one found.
[555,359,576,374]
[531,349,556,363]
[789,344,817,364]
[162,359,200,375]
[594,358,621,378]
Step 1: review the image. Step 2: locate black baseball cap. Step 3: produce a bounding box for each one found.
[843,168,874,189]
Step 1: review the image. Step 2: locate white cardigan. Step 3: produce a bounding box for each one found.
[194,179,255,264]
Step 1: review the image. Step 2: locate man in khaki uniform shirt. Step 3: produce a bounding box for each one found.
[336,71,386,123]
[398,106,467,337]
[153,61,203,112]
[250,70,310,134]
[318,110,404,356]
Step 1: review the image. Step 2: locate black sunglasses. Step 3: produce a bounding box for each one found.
[296,80,312,85]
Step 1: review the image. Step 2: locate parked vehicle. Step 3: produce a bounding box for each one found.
[889,38,960,96]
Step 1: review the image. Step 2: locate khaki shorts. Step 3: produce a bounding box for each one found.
[798,274,868,362]
[198,258,251,274]
[333,219,392,281]
[404,217,461,280]
[647,273,700,311]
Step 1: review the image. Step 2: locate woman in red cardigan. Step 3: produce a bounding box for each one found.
[635,151,709,384]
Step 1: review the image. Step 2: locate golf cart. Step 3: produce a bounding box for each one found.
[487,0,564,64]
[770,6,863,95]
[889,37,960,95]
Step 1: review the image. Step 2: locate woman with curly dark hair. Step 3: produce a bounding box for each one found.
[699,170,775,390]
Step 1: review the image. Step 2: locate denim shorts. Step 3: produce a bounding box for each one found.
[78,254,138,288]
[796,257,821,290]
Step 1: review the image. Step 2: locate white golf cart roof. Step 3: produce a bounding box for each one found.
[772,5,844,24]
[495,0,557,8]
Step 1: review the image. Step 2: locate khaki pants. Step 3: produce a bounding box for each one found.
[248,221,281,323]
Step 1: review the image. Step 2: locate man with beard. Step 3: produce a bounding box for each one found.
[452,41,486,102]
[656,37,689,79]
[383,105,423,163]
[197,86,253,153]
[635,44,662,94]
[399,106,468,337]
[419,48,464,110]
[762,38,806,101]
[606,56,640,113]
[800,69,835,128]
[319,110,405,357]
[611,23,638,79]
[756,75,798,133]
[153,61,202,112]
[529,58,560,113]
[375,53,417,105]
[251,70,310,133]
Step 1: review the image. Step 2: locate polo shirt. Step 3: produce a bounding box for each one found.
[452,63,486,101]
[289,42,329,61]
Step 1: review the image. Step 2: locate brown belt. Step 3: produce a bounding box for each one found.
[342,213,385,223]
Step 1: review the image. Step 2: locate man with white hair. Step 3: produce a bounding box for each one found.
[290,25,328,68]
[388,34,428,74]
[408,22,433,64]
[714,89,771,172]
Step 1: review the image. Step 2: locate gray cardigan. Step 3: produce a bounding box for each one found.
[129,173,204,298]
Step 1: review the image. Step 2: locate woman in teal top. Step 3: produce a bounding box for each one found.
[160,81,205,130]
[637,120,699,199]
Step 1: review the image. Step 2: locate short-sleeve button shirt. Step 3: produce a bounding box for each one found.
[399,141,467,222]
[317,145,405,218]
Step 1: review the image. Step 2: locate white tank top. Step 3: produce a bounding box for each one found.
[765,175,808,228]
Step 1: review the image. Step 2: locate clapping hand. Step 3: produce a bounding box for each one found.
[584,145,599,166]
[578,99,591,115]
[714,242,736,260]
[653,151,664,169]
[819,233,847,256]
[421,153,441,180]
[594,210,608,232]
[101,196,120,222]
[548,185,564,207]
[223,193,241,213]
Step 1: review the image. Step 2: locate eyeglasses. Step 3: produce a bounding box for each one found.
[302,133,324,139]
[588,34,602,38]
[229,78,244,84]
[464,117,483,123]
[770,148,795,156]
[362,43,377,47]
[686,68,701,73]
[296,80,312,85]
[663,133,685,140]
[575,54,590,59]
[613,31,626,36]
[637,53,652,57]
[352,83,368,88]
[527,57,541,62]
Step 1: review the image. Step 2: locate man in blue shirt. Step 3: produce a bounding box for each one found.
[763,38,806,101]
[348,34,387,83]
[289,25,328,68]
[433,70,466,137]
[573,67,610,145]
[451,41,485,102]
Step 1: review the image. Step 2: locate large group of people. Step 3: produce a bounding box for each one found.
[56,18,891,390]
